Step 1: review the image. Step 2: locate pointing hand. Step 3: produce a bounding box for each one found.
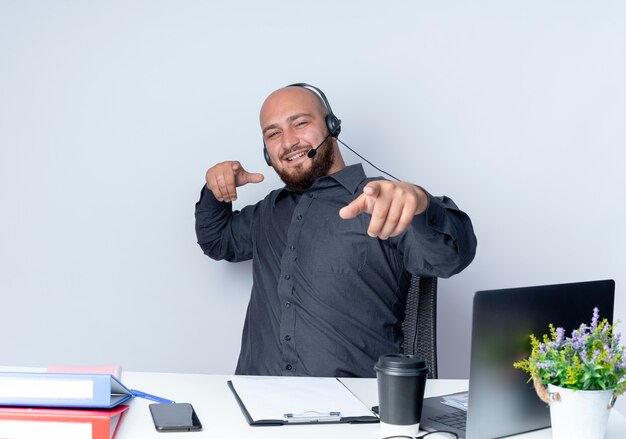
[205,161,264,202]
[339,180,428,239]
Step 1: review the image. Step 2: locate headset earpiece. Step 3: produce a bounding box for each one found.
[326,114,342,138]
[263,144,272,166]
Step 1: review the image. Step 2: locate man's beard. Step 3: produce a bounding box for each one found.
[274,138,335,193]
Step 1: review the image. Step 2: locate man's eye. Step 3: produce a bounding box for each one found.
[267,131,279,139]
[295,121,308,127]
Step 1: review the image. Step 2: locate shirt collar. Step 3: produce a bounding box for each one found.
[273,164,367,206]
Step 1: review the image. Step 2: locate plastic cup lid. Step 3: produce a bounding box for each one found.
[374,354,429,376]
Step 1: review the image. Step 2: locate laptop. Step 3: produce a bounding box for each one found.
[420,279,615,439]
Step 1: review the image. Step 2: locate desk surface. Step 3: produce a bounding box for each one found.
[1,367,624,438]
[112,371,626,439]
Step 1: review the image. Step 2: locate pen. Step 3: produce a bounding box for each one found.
[130,389,175,404]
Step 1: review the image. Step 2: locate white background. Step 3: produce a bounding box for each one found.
[1,0,624,414]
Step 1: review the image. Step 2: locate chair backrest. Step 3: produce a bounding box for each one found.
[401,276,438,379]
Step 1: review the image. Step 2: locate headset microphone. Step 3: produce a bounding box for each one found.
[307,132,332,158]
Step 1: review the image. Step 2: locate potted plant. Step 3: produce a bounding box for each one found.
[514,307,626,439]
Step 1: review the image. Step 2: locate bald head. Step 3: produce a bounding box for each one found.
[260,85,328,132]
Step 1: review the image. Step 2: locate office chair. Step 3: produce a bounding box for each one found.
[401,276,439,379]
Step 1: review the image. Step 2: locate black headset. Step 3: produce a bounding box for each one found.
[262,83,342,166]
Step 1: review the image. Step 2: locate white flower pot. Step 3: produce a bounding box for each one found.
[547,384,616,439]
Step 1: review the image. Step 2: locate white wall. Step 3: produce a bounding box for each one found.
[1,0,625,411]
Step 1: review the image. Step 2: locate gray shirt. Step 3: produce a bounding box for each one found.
[195,164,476,377]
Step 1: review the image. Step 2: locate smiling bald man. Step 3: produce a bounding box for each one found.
[195,83,477,377]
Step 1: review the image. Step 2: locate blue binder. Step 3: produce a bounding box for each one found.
[0,371,133,408]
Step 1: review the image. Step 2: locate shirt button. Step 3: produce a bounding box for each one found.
[430,217,437,225]
[307,193,314,198]
[286,364,292,371]
[284,335,291,341]
[296,215,302,220]
[285,302,291,308]
[284,274,290,280]
[289,245,295,251]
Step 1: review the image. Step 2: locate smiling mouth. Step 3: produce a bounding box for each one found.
[285,150,309,162]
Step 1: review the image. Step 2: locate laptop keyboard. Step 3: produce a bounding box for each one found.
[428,410,467,430]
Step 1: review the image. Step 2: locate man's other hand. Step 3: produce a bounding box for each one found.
[205,161,264,202]
[339,181,429,239]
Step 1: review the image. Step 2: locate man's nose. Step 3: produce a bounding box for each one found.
[282,127,300,148]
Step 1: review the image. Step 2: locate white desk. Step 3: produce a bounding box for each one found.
[114,371,626,438]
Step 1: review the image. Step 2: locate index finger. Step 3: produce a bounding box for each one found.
[339,194,369,219]
[363,180,382,197]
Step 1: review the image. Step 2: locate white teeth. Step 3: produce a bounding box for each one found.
[287,152,306,161]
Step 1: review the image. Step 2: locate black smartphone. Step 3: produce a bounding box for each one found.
[149,403,202,432]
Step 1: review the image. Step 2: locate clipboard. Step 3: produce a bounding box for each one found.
[227,376,379,426]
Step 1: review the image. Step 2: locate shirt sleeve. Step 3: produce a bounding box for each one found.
[194,185,255,262]
[395,191,477,278]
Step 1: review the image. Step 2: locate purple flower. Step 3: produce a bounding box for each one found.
[601,324,609,337]
[590,349,601,363]
[591,307,600,329]
[555,327,565,346]
[614,332,622,350]
[579,349,600,364]
[569,329,586,350]
[536,361,554,370]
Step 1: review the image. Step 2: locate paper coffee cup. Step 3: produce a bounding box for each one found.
[375,354,429,436]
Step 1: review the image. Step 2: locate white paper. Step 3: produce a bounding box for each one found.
[441,391,469,412]
[230,376,375,422]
